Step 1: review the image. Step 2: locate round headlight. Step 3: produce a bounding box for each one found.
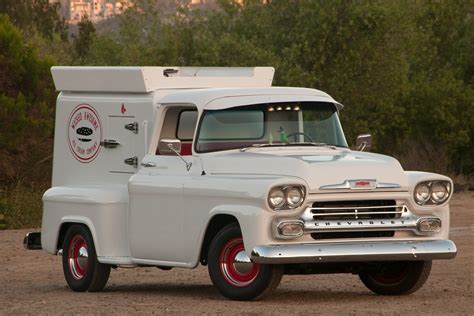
[431,182,449,203]
[287,187,304,208]
[414,183,431,205]
[268,188,285,208]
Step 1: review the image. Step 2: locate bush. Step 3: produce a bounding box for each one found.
[0,183,46,229]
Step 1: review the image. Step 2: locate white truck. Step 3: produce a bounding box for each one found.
[24,66,457,300]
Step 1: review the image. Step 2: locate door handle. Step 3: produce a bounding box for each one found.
[124,156,138,168]
[100,139,120,148]
[124,122,139,134]
[141,162,156,168]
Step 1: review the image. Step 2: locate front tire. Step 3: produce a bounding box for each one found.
[359,260,432,295]
[62,224,111,292]
[208,223,283,300]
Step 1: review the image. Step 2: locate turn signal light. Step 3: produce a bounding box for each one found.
[278,221,304,238]
[417,218,441,233]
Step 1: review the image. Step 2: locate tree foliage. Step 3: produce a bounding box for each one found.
[0,14,54,182]
[0,0,67,40]
[0,0,473,184]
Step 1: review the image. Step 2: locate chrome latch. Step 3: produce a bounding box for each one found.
[124,156,138,168]
[141,161,156,168]
[124,122,139,134]
[100,139,120,148]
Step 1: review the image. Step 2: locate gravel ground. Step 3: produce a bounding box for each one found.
[1,192,473,315]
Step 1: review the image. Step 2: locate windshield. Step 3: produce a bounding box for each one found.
[195,102,348,153]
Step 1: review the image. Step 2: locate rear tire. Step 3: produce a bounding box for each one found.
[62,224,111,292]
[359,260,432,295]
[208,223,283,300]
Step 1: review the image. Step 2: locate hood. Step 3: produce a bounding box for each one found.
[200,147,409,193]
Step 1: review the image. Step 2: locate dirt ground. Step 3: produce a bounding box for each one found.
[1,193,473,315]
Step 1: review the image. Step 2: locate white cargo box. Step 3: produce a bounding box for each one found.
[51,66,274,92]
[50,66,274,186]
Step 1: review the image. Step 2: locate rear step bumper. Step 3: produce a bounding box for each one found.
[23,232,42,250]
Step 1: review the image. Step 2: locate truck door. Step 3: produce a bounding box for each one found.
[103,115,144,174]
[128,106,200,265]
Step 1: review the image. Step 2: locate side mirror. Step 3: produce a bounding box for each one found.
[356,134,372,151]
[158,139,192,171]
[159,139,182,154]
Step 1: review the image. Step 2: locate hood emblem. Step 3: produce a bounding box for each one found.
[320,179,400,190]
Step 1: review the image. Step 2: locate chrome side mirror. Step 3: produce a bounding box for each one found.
[158,139,192,171]
[356,134,372,151]
[159,139,182,154]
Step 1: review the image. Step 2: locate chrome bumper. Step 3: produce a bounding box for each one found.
[23,232,42,250]
[251,240,457,264]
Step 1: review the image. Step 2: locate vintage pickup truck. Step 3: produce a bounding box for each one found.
[24,66,456,300]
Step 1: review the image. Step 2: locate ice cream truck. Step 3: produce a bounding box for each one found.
[24,66,457,300]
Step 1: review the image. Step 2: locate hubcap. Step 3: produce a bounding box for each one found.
[68,235,89,280]
[220,238,260,287]
[372,262,409,284]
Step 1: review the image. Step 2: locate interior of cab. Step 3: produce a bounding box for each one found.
[156,106,198,156]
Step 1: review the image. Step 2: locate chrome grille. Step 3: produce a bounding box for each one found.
[309,200,401,220]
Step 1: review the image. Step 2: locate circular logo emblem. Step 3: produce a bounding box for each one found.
[67,104,102,163]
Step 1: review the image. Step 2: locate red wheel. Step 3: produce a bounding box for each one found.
[67,235,89,280]
[62,225,111,292]
[208,223,283,300]
[359,261,432,295]
[219,238,260,287]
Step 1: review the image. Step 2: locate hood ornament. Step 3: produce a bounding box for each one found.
[320,179,400,190]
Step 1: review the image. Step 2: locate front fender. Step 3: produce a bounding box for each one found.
[183,175,308,266]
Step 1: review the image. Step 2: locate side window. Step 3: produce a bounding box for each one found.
[176,110,198,141]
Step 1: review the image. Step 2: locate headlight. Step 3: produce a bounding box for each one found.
[431,181,449,203]
[414,181,451,205]
[287,187,304,207]
[268,185,306,210]
[268,188,285,208]
[414,183,431,204]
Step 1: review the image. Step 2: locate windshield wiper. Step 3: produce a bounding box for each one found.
[240,142,336,152]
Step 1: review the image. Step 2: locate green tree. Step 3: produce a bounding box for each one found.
[73,15,96,62]
[0,14,54,183]
[0,0,67,40]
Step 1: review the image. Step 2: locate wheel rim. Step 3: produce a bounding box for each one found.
[219,238,260,287]
[372,262,409,284]
[68,235,89,280]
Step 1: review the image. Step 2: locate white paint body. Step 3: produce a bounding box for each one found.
[42,66,454,267]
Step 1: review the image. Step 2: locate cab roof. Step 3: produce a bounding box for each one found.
[156,87,343,111]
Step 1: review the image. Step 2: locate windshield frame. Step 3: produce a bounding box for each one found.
[194,101,348,154]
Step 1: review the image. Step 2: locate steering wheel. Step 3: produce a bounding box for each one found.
[287,132,315,143]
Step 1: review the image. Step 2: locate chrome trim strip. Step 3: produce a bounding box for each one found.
[311,210,402,216]
[251,240,457,264]
[320,181,351,190]
[308,204,406,211]
[377,182,402,189]
[320,180,401,190]
[301,204,407,221]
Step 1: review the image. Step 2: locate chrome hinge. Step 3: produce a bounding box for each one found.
[124,156,138,168]
[124,122,139,134]
[100,139,120,148]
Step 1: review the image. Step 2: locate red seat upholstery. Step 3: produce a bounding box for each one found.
[180,143,192,156]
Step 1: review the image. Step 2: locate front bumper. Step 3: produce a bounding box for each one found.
[251,240,457,264]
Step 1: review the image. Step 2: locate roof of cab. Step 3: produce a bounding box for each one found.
[156,87,343,111]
